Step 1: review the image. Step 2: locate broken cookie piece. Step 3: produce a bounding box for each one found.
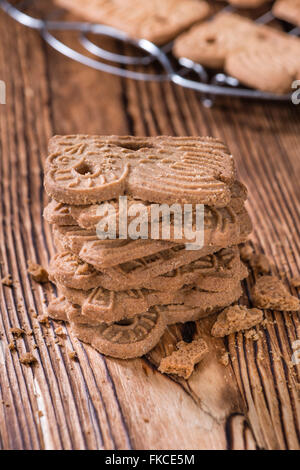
[27,260,49,283]
[211,304,263,337]
[291,276,300,288]
[252,276,300,311]
[158,338,208,379]
[19,352,37,366]
[249,254,270,274]
[239,244,253,262]
[1,274,13,287]
[10,327,25,338]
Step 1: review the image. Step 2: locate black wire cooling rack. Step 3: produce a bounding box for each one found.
[1,0,299,106]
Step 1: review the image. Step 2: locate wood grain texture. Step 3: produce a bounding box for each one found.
[0,5,299,450]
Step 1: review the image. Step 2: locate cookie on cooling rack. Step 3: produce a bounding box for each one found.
[273,0,300,27]
[174,12,300,94]
[55,0,211,45]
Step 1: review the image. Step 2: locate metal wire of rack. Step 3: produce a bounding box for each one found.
[0,0,298,106]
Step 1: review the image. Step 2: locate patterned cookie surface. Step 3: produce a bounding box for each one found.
[174,12,300,94]
[43,200,76,225]
[225,30,300,94]
[71,305,166,359]
[49,246,248,292]
[45,135,236,207]
[58,278,243,324]
[53,224,175,268]
[58,282,182,323]
[55,0,210,45]
[173,13,259,67]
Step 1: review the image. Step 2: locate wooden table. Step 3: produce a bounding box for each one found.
[0,6,299,450]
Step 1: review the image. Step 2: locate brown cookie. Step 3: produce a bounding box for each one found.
[174,12,300,94]
[49,246,247,293]
[173,13,259,68]
[160,302,231,325]
[252,276,300,311]
[227,0,271,7]
[182,283,243,309]
[56,279,243,324]
[48,295,69,321]
[211,304,263,337]
[57,283,181,323]
[54,0,210,45]
[52,206,251,272]
[49,251,103,290]
[158,338,208,379]
[68,179,246,230]
[273,0,300,27]
[96,244,218,290]
[225,38,300,94]
[45,135,236,207]
[53,224,175,268]
[100,209,251,288]
[43,200,76,225]
[70,306,166,359]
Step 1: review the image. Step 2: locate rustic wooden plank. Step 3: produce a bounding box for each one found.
[0,6,299,450]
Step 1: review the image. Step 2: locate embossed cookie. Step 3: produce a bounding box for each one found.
[161,303,221,325]
[57,280,243,324]
[158,338,208,379]
[69,179,247,230]
[273,0,300,27]
[45,135,236,207]
[48,295,69,322]
[71,306,166,359]
[44,200,77,225]
[182,283,243,309]
[55,0,210,45]
[49,247,247,293]
[57,283,182,323]
[173,13,259,67]
[53,224,175,268]
[225,35,300,94]
[252,276,300,311]
[49,251,103,290]
[97,244,218,289]
[47,297,166,358]
[52,206,251,272]
[174,12,300,94]
[68,190,247,246]
[211,304,263,337]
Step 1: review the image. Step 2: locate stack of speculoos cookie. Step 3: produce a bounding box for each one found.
[45,135,252,359]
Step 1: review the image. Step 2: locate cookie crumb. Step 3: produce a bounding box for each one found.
[54,326,64,336]
[219,352,229,367]
[10,327,25,338]
[8,342,15,351]
[291,276,300,288]
[250,254,270,274]
[1,275,13,287]
[253,276,300,311]
[19,352,37,366]
[27,260,49,283]
[211,305,263,337]
[244,328,259,341]
[239,244,253,262]
[158,338,208,379]
[37,314,50,326]
[67,349,77,360]
[38,410,44,418]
